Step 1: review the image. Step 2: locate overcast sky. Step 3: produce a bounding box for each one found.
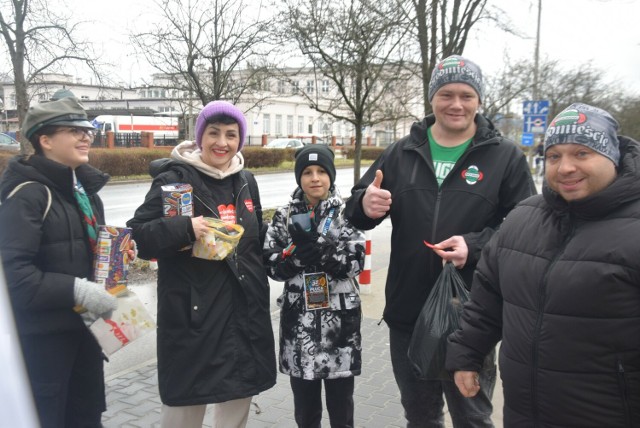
[64,0,640,96]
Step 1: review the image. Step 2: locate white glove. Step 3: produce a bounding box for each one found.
[73,278,117,318]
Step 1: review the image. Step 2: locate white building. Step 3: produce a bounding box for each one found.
[1,69,423,146]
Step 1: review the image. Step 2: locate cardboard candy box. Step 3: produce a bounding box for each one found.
[93,226,132,296]
[89,291,156,355]
[162,183,193,217]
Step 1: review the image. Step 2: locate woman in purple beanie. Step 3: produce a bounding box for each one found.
[127,100,276,428]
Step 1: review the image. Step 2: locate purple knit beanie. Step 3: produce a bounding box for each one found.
[195,100,247,150]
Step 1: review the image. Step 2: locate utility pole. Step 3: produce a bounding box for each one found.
[533,0,542,100]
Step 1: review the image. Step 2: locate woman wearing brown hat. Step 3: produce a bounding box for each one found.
[263,144,366,427]
[0,97,126,427]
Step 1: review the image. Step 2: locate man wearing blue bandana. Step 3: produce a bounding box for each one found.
[447,103,640,426]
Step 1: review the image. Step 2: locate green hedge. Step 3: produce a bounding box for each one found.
[341,146,385,160]
[0,146,371,178]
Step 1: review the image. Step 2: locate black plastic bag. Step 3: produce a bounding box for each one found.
[407,261,470,380]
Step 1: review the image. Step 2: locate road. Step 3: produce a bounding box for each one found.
[100,168,394,379]
[99,167,366,227]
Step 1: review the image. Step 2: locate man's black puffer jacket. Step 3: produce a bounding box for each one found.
[447,137,640,427]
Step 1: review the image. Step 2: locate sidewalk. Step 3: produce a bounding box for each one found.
[102,268,504,427]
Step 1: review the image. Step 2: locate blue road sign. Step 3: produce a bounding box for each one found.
[521,133,534,146]
[523,115,547,134]
[523,100,550,115]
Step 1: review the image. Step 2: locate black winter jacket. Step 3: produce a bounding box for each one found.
[0,155,108,335]
[345,114,535,331]
[127,158,276,406]
[447,137,640,427]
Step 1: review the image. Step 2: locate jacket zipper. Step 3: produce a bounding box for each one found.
[617,358,632,427]
[425,136,499,246]
[231,181,249,268]
[530,221,575,427]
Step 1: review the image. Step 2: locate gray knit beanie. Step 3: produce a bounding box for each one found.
[428,55,484,102]
[544,103,620,166]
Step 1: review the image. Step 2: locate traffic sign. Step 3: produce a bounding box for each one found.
[523,115,547,134]
[523,100,550,115]
[521,133,534,146]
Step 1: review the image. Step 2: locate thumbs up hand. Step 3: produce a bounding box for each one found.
[362,169,392,219]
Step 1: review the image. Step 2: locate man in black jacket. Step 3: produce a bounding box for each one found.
[447,103,640,427]
[345,55,535,427]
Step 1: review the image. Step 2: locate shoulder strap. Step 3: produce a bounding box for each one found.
[7,181,52,220]
[242,170,259,204]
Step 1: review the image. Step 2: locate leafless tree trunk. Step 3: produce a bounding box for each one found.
[131,0,275,114]
[0,0,100,153]
[280,0,409,184]
[402,0,489,116]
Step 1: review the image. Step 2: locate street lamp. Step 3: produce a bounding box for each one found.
[533,0,542,100]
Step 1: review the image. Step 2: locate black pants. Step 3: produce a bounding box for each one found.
[389,327,496,428]
[20,329,106,428]
[290,376,355,428]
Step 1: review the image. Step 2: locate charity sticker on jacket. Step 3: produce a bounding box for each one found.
[303,272,330,310]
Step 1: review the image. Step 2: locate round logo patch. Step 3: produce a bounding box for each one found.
[461,165,484,185]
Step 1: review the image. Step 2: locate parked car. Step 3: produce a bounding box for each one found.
[0,134,20,152]
[264,138,305,149]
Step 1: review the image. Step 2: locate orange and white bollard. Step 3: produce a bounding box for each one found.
[359,231,372,294]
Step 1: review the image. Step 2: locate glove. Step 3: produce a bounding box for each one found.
[295,242,323,265]
[73,278,118,318]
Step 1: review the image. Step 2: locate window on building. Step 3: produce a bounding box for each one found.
[277,80,286,94]
[275,114,282,135]
[287,115,294,136]
[308,117,314,134]
[153,90,160,98]
[263,114,271,135]
[172,90,178,98]
[306,80,314,94]
[297,116,304,134]
[322,80,330,93]
[161,90,167,98]
[291,81,299,94]
[9,93,15,107]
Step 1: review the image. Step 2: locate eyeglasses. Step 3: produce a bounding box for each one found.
[55,127,95,141]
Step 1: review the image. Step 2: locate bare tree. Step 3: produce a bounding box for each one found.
[401,0,493,116]
[131,0,275,112]
[280,0,409,183]
[0,0,100,152]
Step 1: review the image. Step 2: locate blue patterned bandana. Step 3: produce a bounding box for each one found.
[544,103,620,166]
